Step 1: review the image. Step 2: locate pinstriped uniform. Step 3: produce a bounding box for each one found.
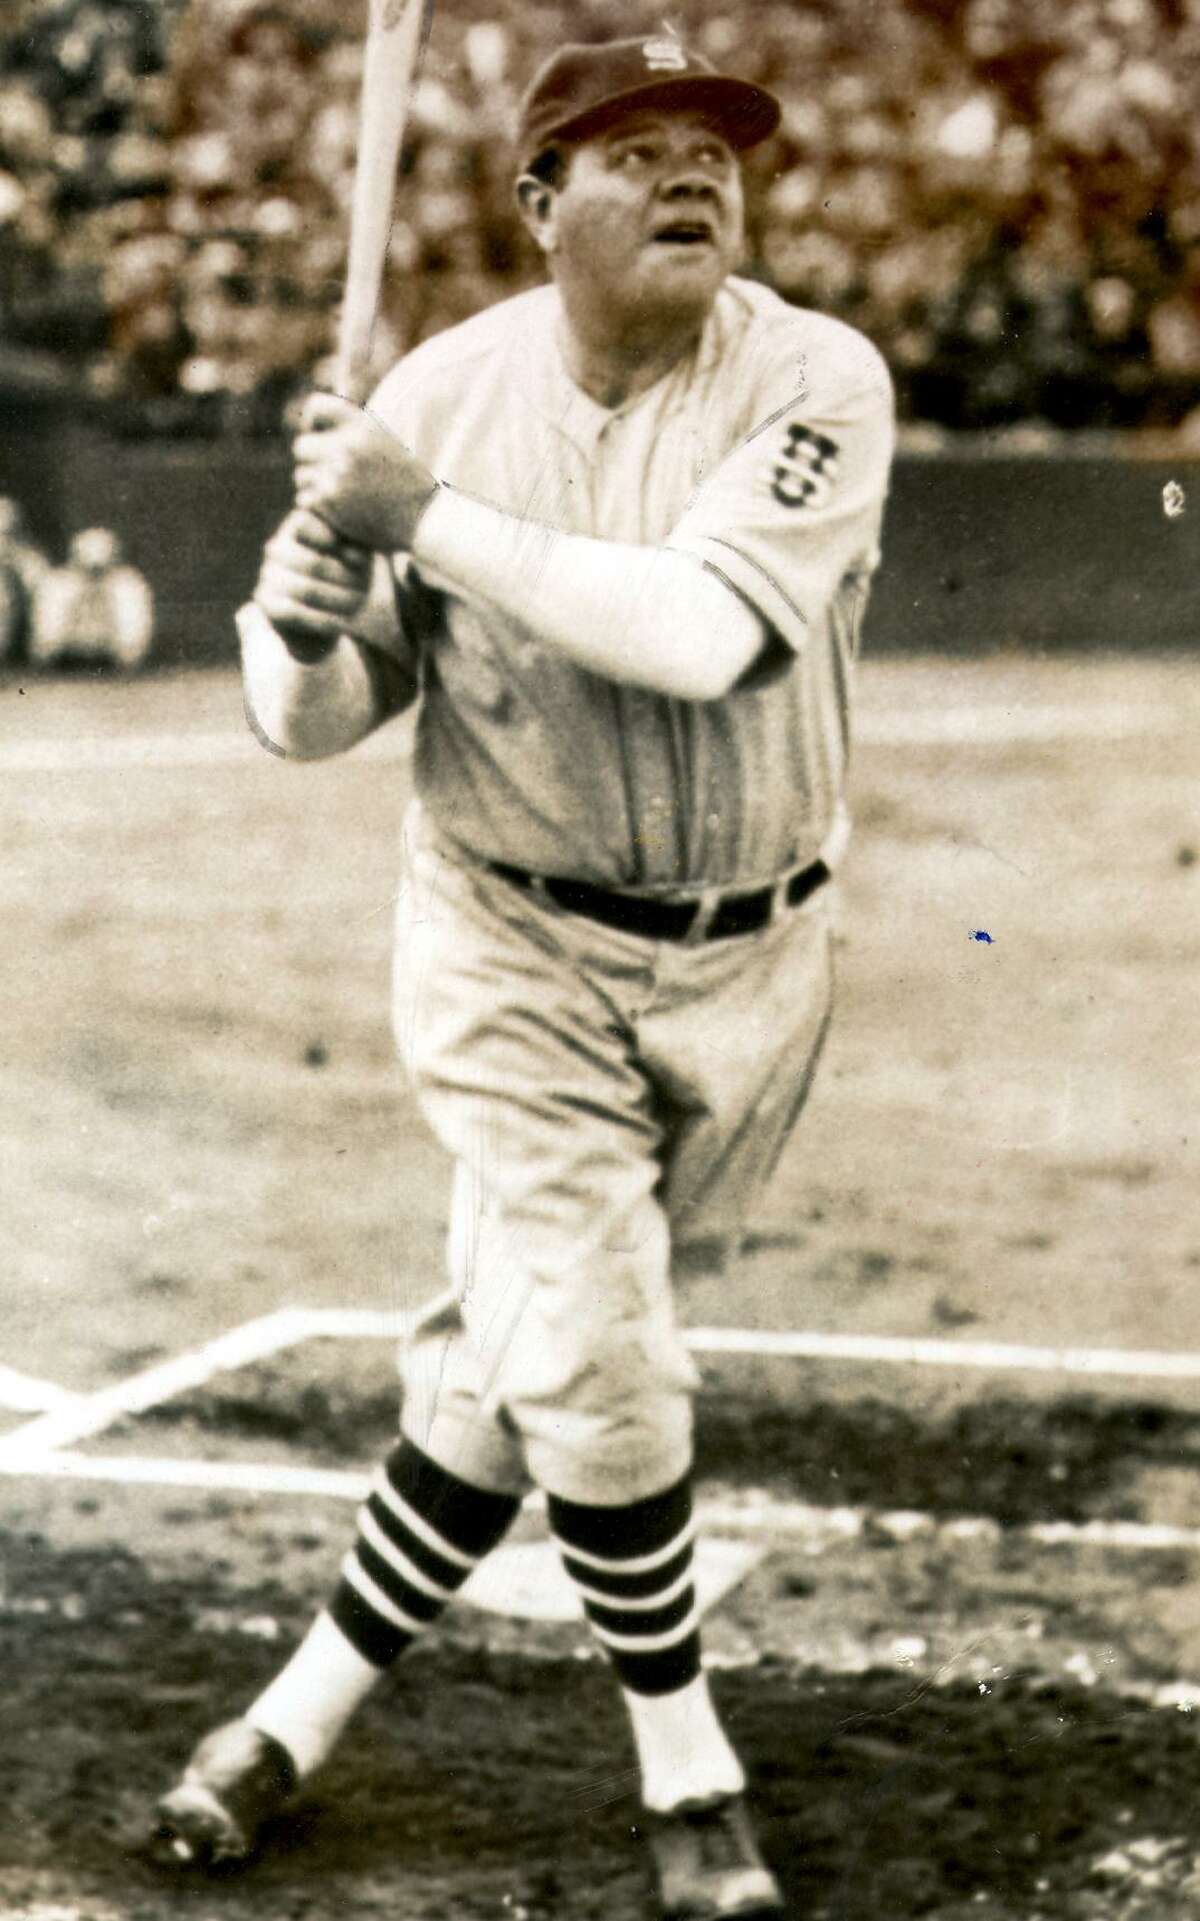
[371,276,892,889]
[361,276,895,1511]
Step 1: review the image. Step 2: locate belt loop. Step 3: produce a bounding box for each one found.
[771,873,791,924]
[683,885,723,945]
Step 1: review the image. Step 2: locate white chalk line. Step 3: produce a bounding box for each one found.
[5,1447,1200,1560]
[692,1327,1200,1379]
[5,1451,370,1499]
[293,1306,1200,1383]
[0,1365,82,1416]
[0,703,1180,773]
[8,1306,1200,1469]
[0,1307,310,1466]
[8,1306,1200,1562]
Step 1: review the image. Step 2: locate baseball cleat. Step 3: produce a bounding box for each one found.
[643,1794,785,1919]
[150,1718,297,1870]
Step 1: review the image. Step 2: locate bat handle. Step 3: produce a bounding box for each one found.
[333,359,375,410]
[268,495,372,661]
[260,348,374,655]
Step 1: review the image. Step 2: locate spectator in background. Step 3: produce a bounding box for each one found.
[29,526,154,672]
[0,0,172,363]
[3,0,1199,435]
[0,497,51,665]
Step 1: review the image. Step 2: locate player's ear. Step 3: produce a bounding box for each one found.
[515,172,559,255]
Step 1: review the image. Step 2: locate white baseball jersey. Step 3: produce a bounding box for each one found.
[370,275,895,892]
[30,563,154,669]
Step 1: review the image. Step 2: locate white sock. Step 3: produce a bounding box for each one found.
[625,1672,746,1813]
[247,1610,382,1780]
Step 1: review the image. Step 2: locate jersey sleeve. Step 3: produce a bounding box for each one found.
[665,326,895,656]
[29,573,78,657]
[109,568,155,668]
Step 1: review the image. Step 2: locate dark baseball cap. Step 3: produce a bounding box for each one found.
[516,36,782,172]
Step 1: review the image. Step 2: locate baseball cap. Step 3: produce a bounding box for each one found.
[516,36,782,172]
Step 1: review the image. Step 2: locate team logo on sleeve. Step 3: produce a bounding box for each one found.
[772,424,840,509]
[643,33,689,69]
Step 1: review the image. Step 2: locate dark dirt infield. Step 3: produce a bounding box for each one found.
[7,1518,1200,1921]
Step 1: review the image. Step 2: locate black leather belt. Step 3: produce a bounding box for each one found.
[486,856,831,943]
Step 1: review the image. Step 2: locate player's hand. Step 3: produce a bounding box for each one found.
[253,508,373,655]
[292,392,439,554]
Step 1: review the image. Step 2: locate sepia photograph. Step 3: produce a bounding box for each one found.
[1,0,1198,1916]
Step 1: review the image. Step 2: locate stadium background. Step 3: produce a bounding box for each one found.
[2,0,1199,662]
[3,0,1200,437]
[1,5,1199,1920]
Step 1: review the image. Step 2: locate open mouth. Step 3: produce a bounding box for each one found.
[651,221,716,247]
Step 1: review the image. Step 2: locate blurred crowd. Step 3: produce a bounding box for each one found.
[1,0,1199,435]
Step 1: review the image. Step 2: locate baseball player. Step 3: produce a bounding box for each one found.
[153,35,894,1919]
[29,527,155,672]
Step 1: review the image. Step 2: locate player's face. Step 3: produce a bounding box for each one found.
[534,111,745,324]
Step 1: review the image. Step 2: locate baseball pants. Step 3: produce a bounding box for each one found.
[392,803,833,1508]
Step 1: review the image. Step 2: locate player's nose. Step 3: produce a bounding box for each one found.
[660,170,720,198]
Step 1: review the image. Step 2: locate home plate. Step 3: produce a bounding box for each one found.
[460,1538,765,1623]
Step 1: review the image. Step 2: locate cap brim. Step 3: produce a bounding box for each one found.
[525,74,781,166]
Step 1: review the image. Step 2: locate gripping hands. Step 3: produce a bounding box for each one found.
[293,392,439,554]
[253,509,374,660]
[256,392,439,659]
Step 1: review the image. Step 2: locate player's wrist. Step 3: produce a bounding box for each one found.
[410,480,487,584]
[407,477,446,560]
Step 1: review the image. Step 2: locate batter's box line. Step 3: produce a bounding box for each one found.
[286,1305,1200,1383]
[6,1447,1200,1565]
[8,1303,1200,1470]
[0,1307,311,1466]
[7,1303,1200,1561]
[0,1364,83,1417]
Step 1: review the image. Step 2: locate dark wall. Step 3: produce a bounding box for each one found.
[1,407,1196,662]
[27,426,293,665]
[870,451,1198,655]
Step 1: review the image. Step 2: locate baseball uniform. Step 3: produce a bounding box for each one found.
[30,534,155,671]
[244,272,893,1508]
[160,42,895,1903]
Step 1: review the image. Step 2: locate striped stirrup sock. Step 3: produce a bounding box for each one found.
[547,1475,701,1696]
[330,1438,521,1668]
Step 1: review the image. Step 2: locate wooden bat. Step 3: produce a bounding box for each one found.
[261,0,432,654]
[336,0,435,404]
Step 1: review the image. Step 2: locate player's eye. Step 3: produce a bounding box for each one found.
[614,142,657,169]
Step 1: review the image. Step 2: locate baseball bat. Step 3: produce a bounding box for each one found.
[267,0,432,653]
[337,0,435,403]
